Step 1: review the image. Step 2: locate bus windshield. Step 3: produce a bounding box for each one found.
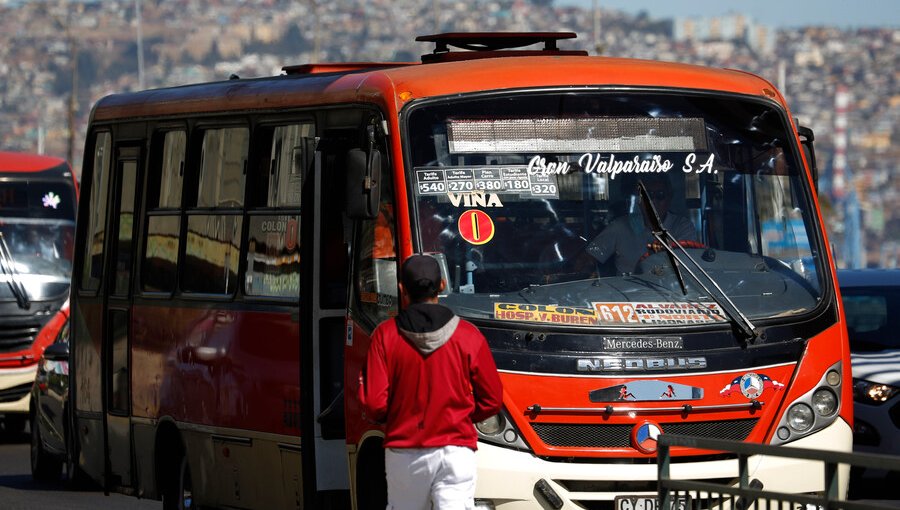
[0,180,76,301]
[405,91,824,328]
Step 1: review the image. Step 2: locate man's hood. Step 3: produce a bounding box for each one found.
[395,303,459,355]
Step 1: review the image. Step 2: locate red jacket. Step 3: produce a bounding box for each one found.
[358,308,503,449]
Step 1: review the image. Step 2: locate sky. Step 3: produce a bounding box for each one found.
[557,0,900,29]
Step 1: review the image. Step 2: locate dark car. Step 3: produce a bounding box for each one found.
[29,304,73,481]
[837,270,900,468]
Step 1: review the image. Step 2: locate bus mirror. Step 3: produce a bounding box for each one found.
[797,124,818,193]
[346,148,382,219]
[43,341,69,362]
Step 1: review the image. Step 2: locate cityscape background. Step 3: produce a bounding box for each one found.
[0,0,897,268]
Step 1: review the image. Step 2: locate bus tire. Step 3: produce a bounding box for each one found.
[162,446,194,510]
[355,439,386,510]
[30,410,62,481]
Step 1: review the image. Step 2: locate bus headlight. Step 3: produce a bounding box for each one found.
[812,388,837,416]
[771,361,844,445]
[475,409,531,451]
[852,379,899,405]
[475,414,505,435]
[788,403,814,432]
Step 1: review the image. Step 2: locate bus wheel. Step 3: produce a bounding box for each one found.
[162,450,193,510]
[30,413,62,481]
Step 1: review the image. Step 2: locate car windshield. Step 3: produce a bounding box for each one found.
[404,91,824,328]
[842,287,900,352]
[0,217,75,301]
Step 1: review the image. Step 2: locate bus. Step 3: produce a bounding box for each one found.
[0,151,77,436]
[69,32,851,509]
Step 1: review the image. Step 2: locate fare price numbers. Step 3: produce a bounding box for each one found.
[414,166,558,198]
[416,169,447,195]
[499,167,530,192]
[445,168,476,192]
[419,182,446,194]
[529,171,559,197]
[505,179,530,191]
[475,179,504,190]
[473,168,503,191]
[447,180,475,191]
[531,183,558,196]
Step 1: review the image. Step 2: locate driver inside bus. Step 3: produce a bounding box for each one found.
[586,173,699,275]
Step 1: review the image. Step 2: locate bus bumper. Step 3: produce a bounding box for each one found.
[474,419,853,509]
[0,365,37,415]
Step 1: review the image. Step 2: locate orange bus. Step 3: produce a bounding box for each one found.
[70,33,851,509]
[0,151,77,437]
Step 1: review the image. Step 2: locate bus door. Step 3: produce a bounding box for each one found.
[302,127,354,503]
[101,144,142,489]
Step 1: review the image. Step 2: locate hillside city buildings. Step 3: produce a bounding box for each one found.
[1,0,897,266]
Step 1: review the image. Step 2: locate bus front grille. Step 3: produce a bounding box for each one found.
[532,419,758,448]
[0,323,40,353]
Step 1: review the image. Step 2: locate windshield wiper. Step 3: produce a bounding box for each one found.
[637,181,758,342]
[636,183,688,296]
[0,232,30,310]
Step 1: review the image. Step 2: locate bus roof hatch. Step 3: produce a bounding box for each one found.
[416,32,588,63]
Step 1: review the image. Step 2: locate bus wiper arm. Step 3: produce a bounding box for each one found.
[636,181,688,295]
[637,181,758,342]
[0,232,30,310]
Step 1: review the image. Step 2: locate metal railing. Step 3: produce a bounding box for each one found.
[658,434,900,510]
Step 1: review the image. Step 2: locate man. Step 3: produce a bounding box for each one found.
[358,254,503,510]
[586,174,699,275]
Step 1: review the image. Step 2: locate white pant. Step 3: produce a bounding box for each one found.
[384,446,476,510]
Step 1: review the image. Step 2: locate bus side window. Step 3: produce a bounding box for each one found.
[244,122,309,299]
[353,126,397,324]
[80,132,112,292]
[181,127,248,295]
[142,130,186,294]
[196,127,248,209]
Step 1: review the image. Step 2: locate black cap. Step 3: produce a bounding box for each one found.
[401,254,442,301]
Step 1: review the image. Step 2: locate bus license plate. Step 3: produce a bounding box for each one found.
[615,496,690,510]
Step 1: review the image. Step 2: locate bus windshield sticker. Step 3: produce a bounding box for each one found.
[42,191,61,209]
[494,303,598,326]
[474,168,504,191]
[447,191,504,208]
[589,380,704,402]
[445,168,476,192]
[720,372,786,399]
[416,169,446,194]
[457,210,495,246]
[414,166,558,199]
[529,172,558,196]
[593,302,727,325]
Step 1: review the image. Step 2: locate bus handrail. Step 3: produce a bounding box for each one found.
[658,433,900,510]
